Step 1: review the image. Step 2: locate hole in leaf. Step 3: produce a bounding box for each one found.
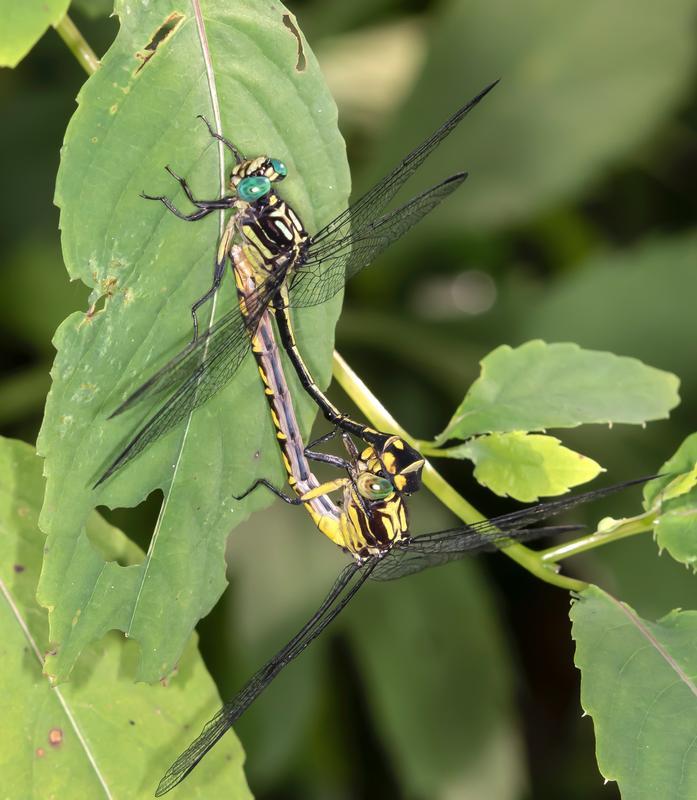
[135,12,185,74]
[93,490,164,563]
[282,13,306,72]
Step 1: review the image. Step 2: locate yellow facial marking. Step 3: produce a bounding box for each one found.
[382,452,396,472]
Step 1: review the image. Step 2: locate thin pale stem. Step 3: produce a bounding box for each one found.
[539,512,657,563]
[54,14,99,76]
[332,351,587,592]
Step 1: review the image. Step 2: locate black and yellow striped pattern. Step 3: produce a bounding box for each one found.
[233,242,409,558]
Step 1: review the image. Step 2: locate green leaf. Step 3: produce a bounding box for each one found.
[643,433,697,570]
[0,436,251,799]
[435,341,679,444]
[38,0,349,683]
[363,0,697,230]
[570,585,697,799]
[0,0,70,67]
[451,431,603,502]
[346,515,522,798]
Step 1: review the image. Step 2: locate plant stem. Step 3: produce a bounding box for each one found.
[54,14,99,76]
[332,351,587,592]
[539,512,657,563]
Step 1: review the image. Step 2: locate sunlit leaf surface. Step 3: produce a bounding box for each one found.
[436,341,679,444]
[450,431,603,502]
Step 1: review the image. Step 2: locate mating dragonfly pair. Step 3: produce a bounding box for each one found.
[95,81,649,794]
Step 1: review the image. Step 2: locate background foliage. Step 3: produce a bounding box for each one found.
[1,1,696,799]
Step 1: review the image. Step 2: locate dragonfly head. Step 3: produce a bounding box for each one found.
[361,434,425,495]
[230,156,288,202]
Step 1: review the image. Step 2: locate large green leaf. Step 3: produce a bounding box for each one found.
[571,585,697,799]
[0,0,70,67]
[0,436,250,799]
[38,0,349,683]
[450,431,603,502]
[435,341,679,444]
[361,0,697,230]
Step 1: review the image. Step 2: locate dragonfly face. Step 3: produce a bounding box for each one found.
[361,434,425,495]
[230,155,288,203]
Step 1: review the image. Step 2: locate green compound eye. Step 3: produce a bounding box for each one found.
[270,158,287,179]
[237,175,272,202]
[357,474,393,501]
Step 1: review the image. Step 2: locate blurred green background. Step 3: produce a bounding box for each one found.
[2,1,696,798]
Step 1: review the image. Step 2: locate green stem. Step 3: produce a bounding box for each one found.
[332,351,587,592]
[539,511,657,563]
[54,14,99,76]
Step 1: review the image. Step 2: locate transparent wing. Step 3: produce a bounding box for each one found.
[309,82,496,250]
[96,276,284,486]
[155,560,374,797]
[371,475,656,582]
[371,524,583,581]
[289,173,467,307]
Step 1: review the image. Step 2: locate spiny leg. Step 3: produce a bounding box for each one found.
[306,426,342,450]
[163,165,235,209]
[305,448,351,471]
[233,478,302,506]
[197,115,244,163]
[141,191,216,221]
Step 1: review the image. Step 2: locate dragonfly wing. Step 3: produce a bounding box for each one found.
[371,475,657,582]
[155,561,373,796]
[109,305,246,418]
[371,525,583,582]
[289,173,467,308]
[97,272,288,485]
[308,82,497,250]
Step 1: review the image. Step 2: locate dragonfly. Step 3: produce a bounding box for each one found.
[95,81,498,487]
[155,460,654,795]
[155,227,657,793]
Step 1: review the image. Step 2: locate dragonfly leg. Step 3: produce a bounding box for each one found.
[140,191,216,221]
[163,165,234,209]
[305,448,351,471]
[233,478,302,506]
[197,114,244,164]
[189,257,226,341]
[306,425,342,449]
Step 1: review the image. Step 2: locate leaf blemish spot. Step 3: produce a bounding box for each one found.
[85,276,118,320]
[48,728,63,747]
[35,748,45,758]
[282,14,306,71]
[134,12,185,75]
[13,564,25,573]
